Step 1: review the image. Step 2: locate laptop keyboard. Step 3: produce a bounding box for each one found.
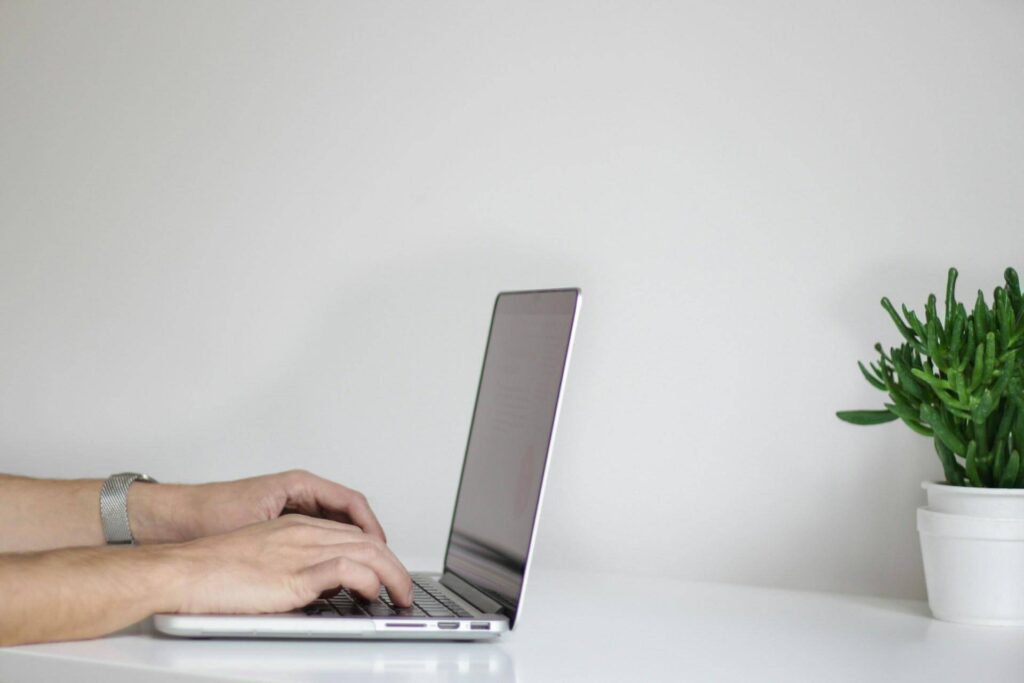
[303,575,473,619]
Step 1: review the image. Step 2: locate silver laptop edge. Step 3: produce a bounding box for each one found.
[491,287,581,629]
[155,288,581,640]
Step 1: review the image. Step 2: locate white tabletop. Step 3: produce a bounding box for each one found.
[2,569,1024,683]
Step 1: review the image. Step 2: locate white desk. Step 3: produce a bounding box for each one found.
[2,569,1023,682]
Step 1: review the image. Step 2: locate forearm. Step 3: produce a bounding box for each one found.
[0,545,184,646]
[0,474,193,552]
[0,475,105,552]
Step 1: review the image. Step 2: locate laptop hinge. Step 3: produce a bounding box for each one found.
[439,571,506,616]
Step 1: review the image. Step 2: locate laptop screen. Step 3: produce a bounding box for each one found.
[443,289,580,625]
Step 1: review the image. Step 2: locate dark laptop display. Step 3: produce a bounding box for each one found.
[443,289,580,626]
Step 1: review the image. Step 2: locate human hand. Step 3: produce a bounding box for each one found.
[157,515,413,614]
[130,470,387,545]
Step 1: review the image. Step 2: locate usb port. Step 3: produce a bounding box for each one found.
[470,622,491,630]
[437,622,459,630]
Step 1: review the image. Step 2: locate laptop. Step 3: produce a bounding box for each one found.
[154,288,581,640]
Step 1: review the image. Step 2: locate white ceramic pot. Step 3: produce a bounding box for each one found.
[917,508,1024,625]
[922,481,1024,519]
[918,481,1024,626]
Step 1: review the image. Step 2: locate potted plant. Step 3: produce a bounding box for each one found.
[838,267,1024,625]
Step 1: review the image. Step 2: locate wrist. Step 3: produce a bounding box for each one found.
[128,484,198,544]
[133,543,192,614]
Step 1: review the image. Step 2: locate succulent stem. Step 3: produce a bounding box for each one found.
[838,267,1024,487]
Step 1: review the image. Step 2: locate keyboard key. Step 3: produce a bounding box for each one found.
[422,605,456,618]
[327,595,364,616]
[306,608,339,617]
[406,577,477,618]
[302,601,338,617]
[360,601,396,617]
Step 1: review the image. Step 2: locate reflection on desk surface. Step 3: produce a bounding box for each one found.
[8,573,1024,683]
[148,631,514,682]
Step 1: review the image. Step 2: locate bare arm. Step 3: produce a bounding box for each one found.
[0,474,194,551]
[0,545,174,645]
[0,515,413,646]
[0,475,106,552]
[0,470,386,553]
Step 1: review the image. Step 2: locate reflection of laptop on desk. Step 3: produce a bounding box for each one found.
[155,288,581,640]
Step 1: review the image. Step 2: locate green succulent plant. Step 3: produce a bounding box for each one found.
[837,267,1024,488]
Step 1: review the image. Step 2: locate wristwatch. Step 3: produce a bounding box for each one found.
[99,472,157,545]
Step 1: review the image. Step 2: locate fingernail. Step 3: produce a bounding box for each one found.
[407,588,414,606]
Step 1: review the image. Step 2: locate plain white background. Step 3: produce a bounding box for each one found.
[1,1,1022,601]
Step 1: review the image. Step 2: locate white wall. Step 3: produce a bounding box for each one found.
[2,0,1022,600]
